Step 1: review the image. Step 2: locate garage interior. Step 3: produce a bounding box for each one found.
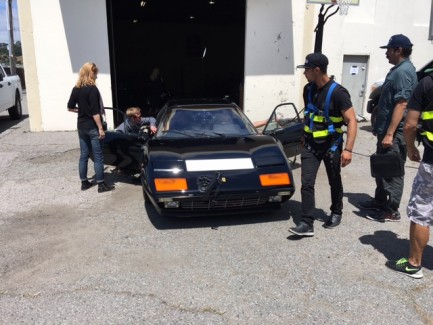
[106,0,246,120]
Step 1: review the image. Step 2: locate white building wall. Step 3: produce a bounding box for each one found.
[313,0,433,114]
[244,0,433,122]
[18,0,112,131]
[18,0,433,131]
[243,0,311,123]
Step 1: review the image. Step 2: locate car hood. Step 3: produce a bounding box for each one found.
[148,135,287,167]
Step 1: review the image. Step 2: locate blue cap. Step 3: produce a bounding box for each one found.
[380,34,413,49]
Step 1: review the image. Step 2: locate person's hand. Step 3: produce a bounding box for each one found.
[98,129,105,139]
[341,150,352,167]
[150,126,157,134]
[381,134,393,148]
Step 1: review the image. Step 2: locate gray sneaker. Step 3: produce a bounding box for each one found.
[289,222,314,237]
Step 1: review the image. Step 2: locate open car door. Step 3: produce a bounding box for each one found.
[101,108,149,172]
[262,103,303,159]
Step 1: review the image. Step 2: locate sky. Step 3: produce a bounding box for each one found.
[0,0,20,44]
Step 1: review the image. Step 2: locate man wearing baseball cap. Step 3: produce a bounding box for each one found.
[289,53,357,237]
[359,34,418,222]
[296,52,330,70]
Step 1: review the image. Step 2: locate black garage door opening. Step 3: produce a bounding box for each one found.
[106,0,246,121]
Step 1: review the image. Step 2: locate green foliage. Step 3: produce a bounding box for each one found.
[0,41,22,65]
[14,41,22,56]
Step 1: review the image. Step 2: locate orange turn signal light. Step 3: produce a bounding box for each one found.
[155,178,188,192]
[259,173,290,186]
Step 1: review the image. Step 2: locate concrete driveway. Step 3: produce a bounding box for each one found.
[0,100,432,324]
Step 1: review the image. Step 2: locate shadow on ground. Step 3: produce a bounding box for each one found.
[359,230,433,270]
[360,124,373,133]
[0,115,28,134]
[344,192,376,219]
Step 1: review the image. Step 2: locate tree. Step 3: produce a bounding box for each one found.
[14,41,22,57]
[0,42,22,65]
[0,44,9,65]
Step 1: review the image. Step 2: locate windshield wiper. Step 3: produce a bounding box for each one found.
[193,131,227,137]
[160,130,194,137]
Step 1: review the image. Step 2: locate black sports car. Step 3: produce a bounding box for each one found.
[102,99,301,216]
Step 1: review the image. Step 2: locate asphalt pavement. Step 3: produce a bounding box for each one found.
[1,97,432,324]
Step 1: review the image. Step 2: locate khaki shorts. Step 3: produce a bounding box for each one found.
[407,162,433,227]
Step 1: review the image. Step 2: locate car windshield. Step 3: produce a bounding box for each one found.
[156,107,257,138]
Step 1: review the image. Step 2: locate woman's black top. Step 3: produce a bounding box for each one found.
[67,85,102,130]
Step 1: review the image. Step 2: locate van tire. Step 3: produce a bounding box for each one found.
[9,93,22,120]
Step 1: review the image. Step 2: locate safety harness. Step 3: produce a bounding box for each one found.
[419,74,433,147]
[304,81,344,155]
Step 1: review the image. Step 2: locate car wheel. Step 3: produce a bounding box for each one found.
[141,182,150,204]
[9,94,22,120]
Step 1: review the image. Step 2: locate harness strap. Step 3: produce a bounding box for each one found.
[325,82,338,134]
[421,111,433,120]
[421,130,433,141]
[306,114,343,123]
[305,81,340,137]
[307,84,317,131]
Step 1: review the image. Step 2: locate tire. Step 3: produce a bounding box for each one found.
[9,93,22,120]
[141,178,151,204]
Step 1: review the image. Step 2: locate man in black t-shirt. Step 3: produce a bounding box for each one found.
[385,74,433,279]
[289,53,357,237]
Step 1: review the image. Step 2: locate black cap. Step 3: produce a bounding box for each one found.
[380,34,413,49]
[297,53,329,69]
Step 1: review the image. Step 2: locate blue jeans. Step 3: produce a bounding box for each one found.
[78,128,104,183]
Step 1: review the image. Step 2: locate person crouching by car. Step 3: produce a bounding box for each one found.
[116,107,157,134]
[67,62,115,193]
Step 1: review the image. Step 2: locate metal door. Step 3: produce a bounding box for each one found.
[341,55,369,116]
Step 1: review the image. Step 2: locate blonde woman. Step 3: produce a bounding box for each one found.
[67,62,114,193]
